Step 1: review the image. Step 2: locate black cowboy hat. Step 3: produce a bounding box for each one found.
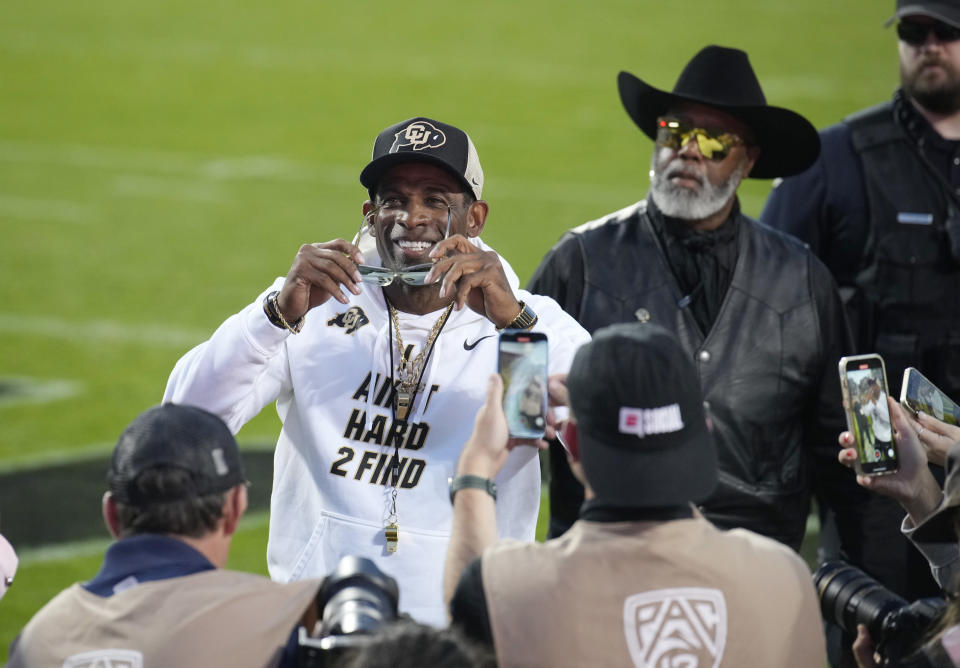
[618,45,820,179]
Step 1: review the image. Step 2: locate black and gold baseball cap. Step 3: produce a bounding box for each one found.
[360,117,484,201]
[108,404,246,505]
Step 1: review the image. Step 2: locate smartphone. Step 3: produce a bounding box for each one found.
[838,354,898,475]
[498,331,549,439]
[901,367,960,426]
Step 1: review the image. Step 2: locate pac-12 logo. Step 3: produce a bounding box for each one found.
[622,587,727,667]
[390,121,446,152]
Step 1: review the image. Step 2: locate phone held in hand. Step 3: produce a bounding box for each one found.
[900,367,960,426]
[838,354,899,476]
[498,331,549,439]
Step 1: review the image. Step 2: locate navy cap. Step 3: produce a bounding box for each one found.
[108,404,246,505]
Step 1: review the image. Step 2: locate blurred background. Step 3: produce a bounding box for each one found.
[0,0,895,657]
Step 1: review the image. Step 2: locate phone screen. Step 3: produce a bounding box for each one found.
[840,355,898,475]
[498,331,549,439]
[901,367,960,426]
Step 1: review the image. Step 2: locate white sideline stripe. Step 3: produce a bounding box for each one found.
[0,313,208,348]
[0,139,353,185]
[110,175,228,204]
[0,31,852,95]
[0,441,114,473]
[0,440,275,474]
[0,377,82,409]
[16,511,271,565]
[0,194,96,224]
[0,138,639,206]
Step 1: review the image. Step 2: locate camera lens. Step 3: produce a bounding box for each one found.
[316,556,399,636]
[814,561,907,640]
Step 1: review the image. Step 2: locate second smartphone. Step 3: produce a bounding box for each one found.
[498,331,549,439]
[838,354,899,475]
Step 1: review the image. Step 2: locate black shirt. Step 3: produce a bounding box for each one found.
[647,197,740,335]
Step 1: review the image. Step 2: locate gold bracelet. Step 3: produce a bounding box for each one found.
[264,291,304,334]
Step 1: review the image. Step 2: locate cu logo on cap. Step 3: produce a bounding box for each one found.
[391,121,446,152]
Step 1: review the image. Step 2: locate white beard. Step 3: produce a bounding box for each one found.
[648,153,748,220]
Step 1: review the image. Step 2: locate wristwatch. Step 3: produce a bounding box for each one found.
[449,474,497,503]
[500,301,538,331]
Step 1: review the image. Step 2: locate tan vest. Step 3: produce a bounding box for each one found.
[482,518,826,668]
[9,569,321,668]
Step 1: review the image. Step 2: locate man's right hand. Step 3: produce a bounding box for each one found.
[277,240,364,322]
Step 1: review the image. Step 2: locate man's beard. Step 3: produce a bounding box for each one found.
[902,56,960,114]
[648,154,748,220]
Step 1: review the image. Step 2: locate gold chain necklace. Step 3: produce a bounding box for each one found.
[388,302,454,421]
[383,301,453,553]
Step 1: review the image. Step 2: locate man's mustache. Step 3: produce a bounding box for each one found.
[663,163,705,186]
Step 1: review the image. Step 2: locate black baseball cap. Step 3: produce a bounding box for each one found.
[108,404,246,505]
[885,0,960,28]
[913,442,960,543]
[359,117,484,201]
[567,322,717,508]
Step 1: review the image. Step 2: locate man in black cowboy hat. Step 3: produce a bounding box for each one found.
[529,46,869,560]
[764,0,960,605]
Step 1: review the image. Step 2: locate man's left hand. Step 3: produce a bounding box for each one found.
[427,235,522,328]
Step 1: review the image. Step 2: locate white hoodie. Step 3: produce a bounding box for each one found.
[163,241,590,625]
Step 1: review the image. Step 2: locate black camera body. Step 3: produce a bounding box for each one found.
[814,561,946,665]
[298,556,400,668]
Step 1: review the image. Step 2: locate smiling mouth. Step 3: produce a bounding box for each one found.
[392,239,440,260]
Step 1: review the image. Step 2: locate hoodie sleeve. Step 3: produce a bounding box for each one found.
[162,278,292,434]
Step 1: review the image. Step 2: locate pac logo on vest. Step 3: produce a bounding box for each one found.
[391,121,446,152]
[622,587,727,667]
[327,307,370,335]
[64,648,144,668]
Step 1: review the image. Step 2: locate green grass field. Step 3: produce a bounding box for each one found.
[1,0,895,660]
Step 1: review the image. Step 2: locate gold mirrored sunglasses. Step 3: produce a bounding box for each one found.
[656,117,744,161]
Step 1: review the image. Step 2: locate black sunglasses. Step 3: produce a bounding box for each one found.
[897,20,960,46]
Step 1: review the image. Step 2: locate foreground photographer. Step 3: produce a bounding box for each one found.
[9,404,323,668]
[837,400,960,666]
[444,322,826,667]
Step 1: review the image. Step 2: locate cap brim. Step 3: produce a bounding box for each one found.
[359,153,476,200]
[579,417,718,508]
[885,6,960,29]
[617,71,821,179]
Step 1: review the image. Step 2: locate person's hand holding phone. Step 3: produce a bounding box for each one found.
[456,374,512,480]
[912,411,960,467]
[457,374,552,482]
[838,397,942,525]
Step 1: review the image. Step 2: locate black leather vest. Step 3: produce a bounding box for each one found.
[846,102,960,396]
[571,201,828,548]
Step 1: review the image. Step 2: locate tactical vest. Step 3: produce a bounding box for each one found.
[570,202,828,549]
[845,102,960,397]
[482,519,826,668]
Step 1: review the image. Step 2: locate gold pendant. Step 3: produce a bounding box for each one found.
[385,522,399,552]
[395,391,411,421]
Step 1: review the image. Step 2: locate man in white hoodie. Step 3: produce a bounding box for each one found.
[164,117,590,625]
